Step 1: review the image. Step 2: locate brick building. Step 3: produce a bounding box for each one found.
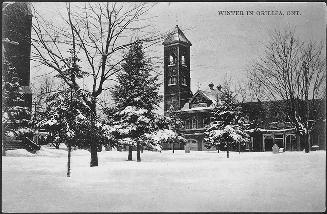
[163,26,222,151]
[162,26,326,152]
[163,25,193,112]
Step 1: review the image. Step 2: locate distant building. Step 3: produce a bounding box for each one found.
[2,2,33,113]
[162,25,326,151]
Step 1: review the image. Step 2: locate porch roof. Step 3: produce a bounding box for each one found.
[246,128,296,134]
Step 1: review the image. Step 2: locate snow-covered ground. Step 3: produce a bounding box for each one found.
[2,147,326,212]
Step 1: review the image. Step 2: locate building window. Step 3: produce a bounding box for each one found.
[203,117,210,127]
[185,119,191,129]
[192,117,198,129]
[168,76,177,85]
[198,120,203,128]
[169,55,176,65]
[171,95,178,102]
[181,55,186,65]
[181,76,187,85]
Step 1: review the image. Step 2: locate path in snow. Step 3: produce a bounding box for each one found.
[2,148,326,212]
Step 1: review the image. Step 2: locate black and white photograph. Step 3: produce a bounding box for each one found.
[2,2,326,212]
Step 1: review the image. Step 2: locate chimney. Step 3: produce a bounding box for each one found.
[209,83,214,90]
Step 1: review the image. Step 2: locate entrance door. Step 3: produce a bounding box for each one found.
[286,135,296,151]
[188,139,198,151]
[264,136,274,151]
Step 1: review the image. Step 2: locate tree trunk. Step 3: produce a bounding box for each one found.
[238,142,241,154]
[216,144,220,153]
[137,141,141,162]
[304,133,310,153]
[227,143,230,158]
[172,142,175,153]
[296,134,301,151]
[128,145,132,161]
[67,143,71,177]
[2,144,6,156]
[304,62,310,153]
[90,141,98,167]
[89,100,98,167]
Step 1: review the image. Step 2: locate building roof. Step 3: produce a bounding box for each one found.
[162,25,192,46]
[180,89,222,111]
[187,89,222,105]
[199,90,222,103]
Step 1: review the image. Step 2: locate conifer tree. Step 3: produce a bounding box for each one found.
[166,106,185,153]
[204,84,249,158]
[111,41,162,162]
[2,54,30,138]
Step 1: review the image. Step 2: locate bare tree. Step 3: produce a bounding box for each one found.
[31,76,59,118]
[31,2,161,166]
[248,28,326,152]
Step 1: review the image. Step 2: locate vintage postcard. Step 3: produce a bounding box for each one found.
[2,2,326,212]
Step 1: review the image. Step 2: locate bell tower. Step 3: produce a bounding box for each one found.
[163,25,192,113]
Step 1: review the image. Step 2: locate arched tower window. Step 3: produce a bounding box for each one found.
[169,54,176,65]
[181,76,187,85]
[181,55,186,65]
[168,76,177,85]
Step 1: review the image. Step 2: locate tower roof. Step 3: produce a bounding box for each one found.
[163,25,192,46]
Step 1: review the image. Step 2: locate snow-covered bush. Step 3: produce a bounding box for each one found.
[15,127,35,140]
[205,125,249,148]
[144,129,186,152]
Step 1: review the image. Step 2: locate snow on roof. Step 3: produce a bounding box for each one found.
[199,90,222,103]
[246,128,296,133]
[180,89,222,110]
[162,25,192,46]
[180,106,214,113]
[188,89,221,104]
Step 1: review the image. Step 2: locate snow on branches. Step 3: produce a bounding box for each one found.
[205,124,249,147]
[204,82,250,157]
[110,41,162,160]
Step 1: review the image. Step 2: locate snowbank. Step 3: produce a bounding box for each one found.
[5,146,90,158]
[36,147,90,157]
[36,147,67,157]
[5,149,36,157]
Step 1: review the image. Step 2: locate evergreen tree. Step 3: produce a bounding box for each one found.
[2,52,30,138]
[111,41,162,162]
[37,89,97,149]
[166,106,185,153]
[204,85,249,158]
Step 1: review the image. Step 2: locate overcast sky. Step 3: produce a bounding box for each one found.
[31,2,326,112]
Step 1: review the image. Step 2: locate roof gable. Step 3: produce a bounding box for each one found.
[162,25,192,46]
[190,91,209,103]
